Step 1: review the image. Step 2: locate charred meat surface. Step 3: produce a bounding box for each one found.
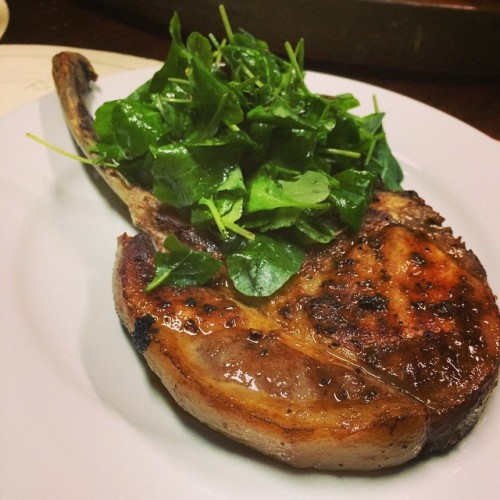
[53,52,500,470]
[113,191,499,469]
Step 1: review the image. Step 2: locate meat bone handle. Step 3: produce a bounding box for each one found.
[51,51,217,254]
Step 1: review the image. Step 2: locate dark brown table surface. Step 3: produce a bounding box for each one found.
[2,0,499,139]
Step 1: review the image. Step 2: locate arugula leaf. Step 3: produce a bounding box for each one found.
[149,12,189,92]
[247,97,319,131]
[243,207,301,232]
[93,7,405,297]
[221,35,285,88]
[93,100,166,161]
[370,137,403,190]
[295,213,342,243]
[280,170,331,205]
[146,235,221,291]
[189,54,244,136]
[186,31,213,68]
[151,144,219,207]
[151,139,244,207]
[357,111,403,190]
[246,167,330,213]
[225,235,304,297]
[191,167,246,235]
[329,169,377,230]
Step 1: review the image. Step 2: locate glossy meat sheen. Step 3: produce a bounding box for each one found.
[113,190,499,469]
[266,191,500,454]
[53,52,500,470]
[114,229,427,470]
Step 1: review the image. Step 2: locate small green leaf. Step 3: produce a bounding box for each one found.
[247,97,318,131]
[151,143,240,207]
[149,12,190,92]
[225,235,304,297]
[93,99,166,160]
[146,236,221,291]
[113,101,165,158]
[279,171,330,205]
[187,31,213,68]
[190,54,244,129]
[370,137,403,190]
[295,213,342,243]
[329,169,377,230]
[246,167,329,213]
[243,207,301,232]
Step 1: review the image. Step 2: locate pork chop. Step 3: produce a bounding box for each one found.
[52,52,500,470]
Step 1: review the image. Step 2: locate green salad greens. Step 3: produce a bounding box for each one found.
[92,6,403,297]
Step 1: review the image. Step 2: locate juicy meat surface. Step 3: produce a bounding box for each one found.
[113,190,499,469]
[53,52,500,470]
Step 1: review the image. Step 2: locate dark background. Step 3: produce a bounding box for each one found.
[2,0,499,138]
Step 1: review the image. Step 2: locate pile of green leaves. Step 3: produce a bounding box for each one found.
[92,6,403,297]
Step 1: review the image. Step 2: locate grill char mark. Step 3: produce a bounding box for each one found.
[53,52,500,470]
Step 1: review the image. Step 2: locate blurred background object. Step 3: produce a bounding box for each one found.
[0,0,9,39]
[97,0,500,76]
[1,0,498,138]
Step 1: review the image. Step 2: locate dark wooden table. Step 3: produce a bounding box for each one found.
[2,0,499,139]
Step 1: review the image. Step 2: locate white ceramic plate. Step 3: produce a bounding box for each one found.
[1,68,499,500]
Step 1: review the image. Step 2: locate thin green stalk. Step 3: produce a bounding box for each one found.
[225,220,255,240]
[163,98,192,104]
[219,5,234,43]
[26,133,116,168]
[201,197,229,238]
[323,148,362,159]
[202,197,255,241]
[168,77,190,85]
[284,41,303,79]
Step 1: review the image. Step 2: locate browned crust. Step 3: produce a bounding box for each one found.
[54,52,500,470]
[111,189,499,469]
[113,232,428,470]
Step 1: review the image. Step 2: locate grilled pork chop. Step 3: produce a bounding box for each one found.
[53,52,500,470]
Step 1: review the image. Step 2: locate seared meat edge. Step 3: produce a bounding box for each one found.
[53,51,500,470]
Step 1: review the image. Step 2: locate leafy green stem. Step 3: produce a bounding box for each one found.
[224,220,256,240]
[202,92,231,139]
[219,4,234,43]
[323,148,362,159]
[201,196,228,238]
[201,196,255,240]
[284,41,304,80]
[364,134,385,166]
[26,133,117,168]
[168,77,190,85]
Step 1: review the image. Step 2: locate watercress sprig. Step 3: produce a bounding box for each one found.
[92,5,403,297]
